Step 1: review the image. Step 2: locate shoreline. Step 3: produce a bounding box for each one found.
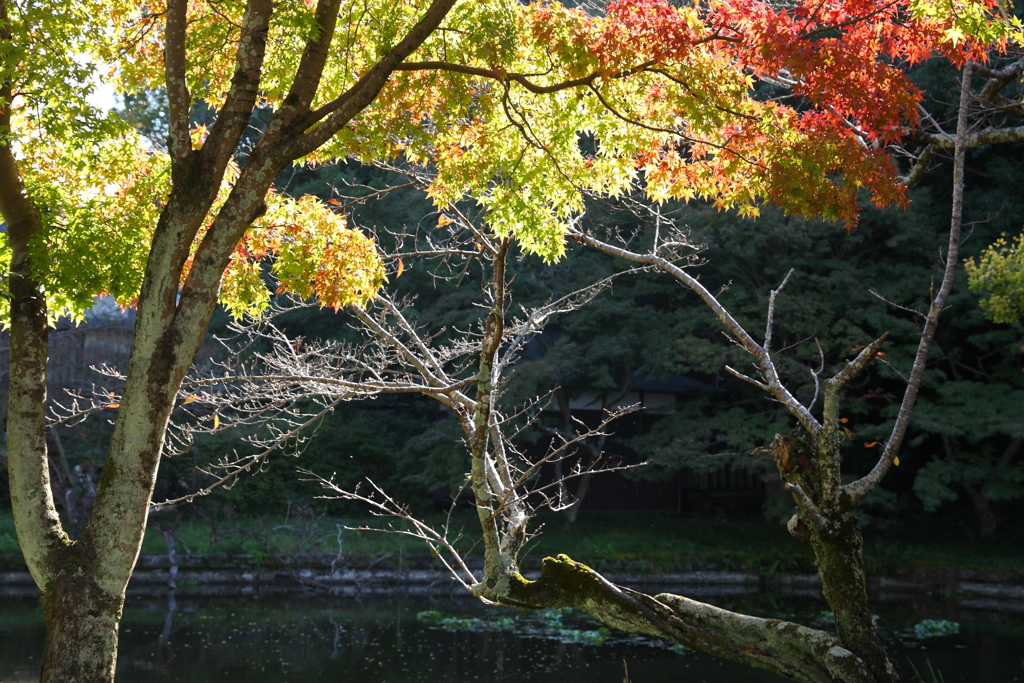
[1,553,1022,610]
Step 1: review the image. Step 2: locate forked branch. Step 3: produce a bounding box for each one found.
[571,230,820,437]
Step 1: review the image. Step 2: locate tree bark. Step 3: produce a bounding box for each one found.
[40,561,123,683]
[481,555,876,683]
[962,483,999,537]
[1,41,67,597]
[807,512,894,683]
[769,424,896,683]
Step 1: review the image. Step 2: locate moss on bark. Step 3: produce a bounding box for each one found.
[484,554,877,683]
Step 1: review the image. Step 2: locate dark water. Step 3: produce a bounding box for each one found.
[1,588,1022,682]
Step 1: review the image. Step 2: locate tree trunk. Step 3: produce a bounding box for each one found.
[963,483,999,537]
[770,426,896,683]
[486,554,877,683]
[40,567,124,682]
[808,513,895,683]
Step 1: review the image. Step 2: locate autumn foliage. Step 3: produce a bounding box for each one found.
[2,0,1021,680]
[4,0,1018,314]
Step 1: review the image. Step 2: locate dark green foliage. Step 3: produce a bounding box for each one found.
[9,134,1017,539]
[170,398,462,517]
[0,471,8,522]
[255,146,1024,537]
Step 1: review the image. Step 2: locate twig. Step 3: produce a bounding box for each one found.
[764,268,795,355]
[808,338,825,412]
[724,365,770,391]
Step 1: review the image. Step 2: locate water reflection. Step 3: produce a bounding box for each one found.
[1,590,1022,683]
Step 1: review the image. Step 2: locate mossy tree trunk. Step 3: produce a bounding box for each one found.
[456,245,891,683]
[39,554,124,681]
[771,422,895,683]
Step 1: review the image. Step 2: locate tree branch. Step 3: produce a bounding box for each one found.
[392,59,656,95]
[764,268,794,355]
[280,0,343,114]
[901,143,935,189]
[912,124,1024,149]
[0,10,68,580]
[844,64,974,506]
[289,0,459,158]
[784,482,827,530]
[164,0,194,167]
[494,556,873,683]
[201,0,273,174]
[826,334,888,399]
[573,231,821,436]
[976,58,1024,103]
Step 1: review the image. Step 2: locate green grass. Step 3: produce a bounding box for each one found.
[523,511,814,575]
[1,508,1021,581]
[137,512,452,559]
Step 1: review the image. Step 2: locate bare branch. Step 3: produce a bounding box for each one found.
[507,404,639,498]
[724,365,770,391]
[869,289,926,319]
[912,124,1024,148]
[304,473,480,591]
[151,396,346,511]
[901,143,936,189]
[807,338,825,412]
[573,230,821,436]
[784,482,827,530]
[826,334,888,399]
[764,268,794,355]
[845,63,974,506]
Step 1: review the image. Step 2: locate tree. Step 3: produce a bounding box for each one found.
[901,55,1024,537]
[614,152,1024,535]
[282,104,941,680]
[2,1,449,679]
[967,230,1024,323]
[245,29,1024,683]
[247,63,999,683]
[0,0,1016,680]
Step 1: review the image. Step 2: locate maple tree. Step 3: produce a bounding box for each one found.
[0,0,1019,681]
[967,231,1024,324]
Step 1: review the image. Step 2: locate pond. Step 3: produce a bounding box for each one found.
[1,587,1022,682]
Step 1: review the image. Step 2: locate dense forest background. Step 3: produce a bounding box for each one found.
[1,61,1022,545]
